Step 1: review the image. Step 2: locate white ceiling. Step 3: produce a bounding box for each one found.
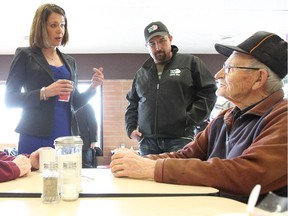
[0,0,287,55]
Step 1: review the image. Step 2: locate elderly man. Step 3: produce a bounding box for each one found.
[110,31,287,203]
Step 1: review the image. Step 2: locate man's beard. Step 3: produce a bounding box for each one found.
[155,51,167,64]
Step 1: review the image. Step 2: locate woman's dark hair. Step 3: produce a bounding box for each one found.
[29,3,69,48]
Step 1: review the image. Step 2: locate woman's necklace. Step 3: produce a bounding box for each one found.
[45,55,55,61]
[43,51,57,61]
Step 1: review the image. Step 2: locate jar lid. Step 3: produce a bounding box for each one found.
[54,136,83,146]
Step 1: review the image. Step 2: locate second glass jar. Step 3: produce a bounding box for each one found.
[60,161,79,201]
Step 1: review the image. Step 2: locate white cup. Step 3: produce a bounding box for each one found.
[39,148,56,172]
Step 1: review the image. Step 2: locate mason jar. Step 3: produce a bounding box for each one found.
[54,136,83,191]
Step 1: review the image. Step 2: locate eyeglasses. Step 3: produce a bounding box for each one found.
[147,37,168,48]
[223,63,260,74]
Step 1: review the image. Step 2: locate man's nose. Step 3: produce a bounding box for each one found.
[214,68,225,79]
[155,42,161,50]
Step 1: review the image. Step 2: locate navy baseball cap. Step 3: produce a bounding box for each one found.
[215,31,287,79]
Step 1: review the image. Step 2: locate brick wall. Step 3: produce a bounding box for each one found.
[97,79,137,166]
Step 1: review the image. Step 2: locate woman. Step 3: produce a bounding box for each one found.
[5,3,104,154]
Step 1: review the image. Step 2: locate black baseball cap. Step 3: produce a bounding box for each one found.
[215,31,287,79]
[144,21,169,43]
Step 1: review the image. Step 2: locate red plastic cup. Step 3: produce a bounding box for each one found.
[58,93,71,102]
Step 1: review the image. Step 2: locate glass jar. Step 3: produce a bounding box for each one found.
[60,161,79,201]
[41,162,60,204]
[54,136,83,191]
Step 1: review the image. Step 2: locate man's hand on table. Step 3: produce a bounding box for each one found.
[110,149,156,180]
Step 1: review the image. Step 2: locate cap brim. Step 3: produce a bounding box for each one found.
[214,43,249,57]
[146,32,168,43]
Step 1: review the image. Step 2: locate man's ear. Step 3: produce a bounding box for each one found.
[252,69,268,90]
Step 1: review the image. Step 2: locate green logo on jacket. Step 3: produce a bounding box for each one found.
[169,69,181,76]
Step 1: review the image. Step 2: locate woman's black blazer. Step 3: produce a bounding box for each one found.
[5,47,96,137]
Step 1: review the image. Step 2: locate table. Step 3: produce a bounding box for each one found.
[0,196,256,216]
[0,168,218,197]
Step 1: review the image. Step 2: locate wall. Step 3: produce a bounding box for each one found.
[0,53,226,80]
[98,80,135,165]
[0,53,227,165]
